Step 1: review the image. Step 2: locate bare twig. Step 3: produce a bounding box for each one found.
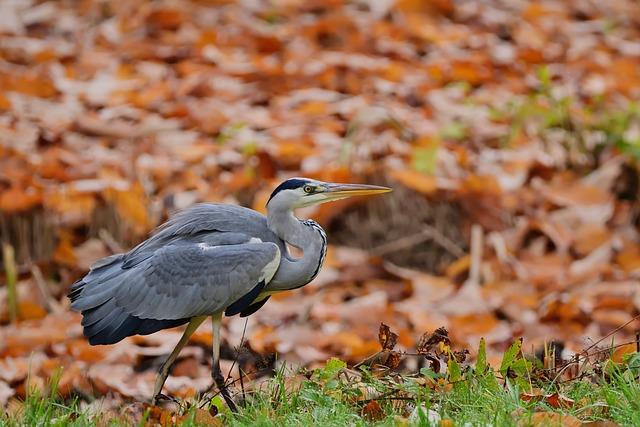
[467,224,483,287]
[371,224,465,258]
[581,314,640,355]
[225,318,249,385]
[99,229,124,253]
[239,365,246,403]
[30,263,62,314]
[2,243,19,323]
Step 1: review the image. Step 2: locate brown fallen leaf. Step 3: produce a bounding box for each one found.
[361,400,385,422]
[389,169,438,195]
[176,408,222,426]
[611,343,637,364]
[103,184,151,234]
[378,323,399,351]
[417,327,450,355]
[520,391,574,409]
[520,412,581,427]
[0,380,14,407]
[581,421,622,427]
[384,351,403,370]
[0,187,42,213]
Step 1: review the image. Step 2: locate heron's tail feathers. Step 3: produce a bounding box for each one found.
[80,298,187,345]
[68,254,125,309]
[68,254,188,345]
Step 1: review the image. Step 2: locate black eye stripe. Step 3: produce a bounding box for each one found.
[267,178,318,204]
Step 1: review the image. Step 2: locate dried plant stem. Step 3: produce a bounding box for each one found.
[2,244,19,323]
[30,264,61,314]
[371,224,465,258]
[468,224,483,286]
[581,313,640,355]
[99,229,124,253]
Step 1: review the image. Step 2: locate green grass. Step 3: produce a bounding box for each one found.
[4,354,640,427]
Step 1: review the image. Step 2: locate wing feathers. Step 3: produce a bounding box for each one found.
[239,295,271,317]
[69,223,281,344]
[114,242,280,320]
[224,281,266,316]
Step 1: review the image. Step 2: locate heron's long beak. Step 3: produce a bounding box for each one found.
[323,183,392,200]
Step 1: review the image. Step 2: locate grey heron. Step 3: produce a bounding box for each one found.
[68,177,390,408]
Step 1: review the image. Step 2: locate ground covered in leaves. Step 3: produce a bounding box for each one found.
[4,325,640,426]
[2,0,640,424]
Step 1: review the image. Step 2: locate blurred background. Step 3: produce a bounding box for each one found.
[1,0,640,405]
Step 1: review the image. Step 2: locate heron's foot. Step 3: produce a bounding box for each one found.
[152,393,178,406]
[211,368,238,412]
[219,384,238,412]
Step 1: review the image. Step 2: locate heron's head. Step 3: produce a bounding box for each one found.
[266,177,391,210]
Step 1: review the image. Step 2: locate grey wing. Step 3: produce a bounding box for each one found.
[122,204,281,268]
[69,240,280,345]
[69,204,283,345]
[117,241,281,320]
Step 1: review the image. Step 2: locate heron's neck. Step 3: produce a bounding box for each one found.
[266,206,326,290]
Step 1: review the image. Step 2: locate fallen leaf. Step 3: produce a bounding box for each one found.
[417,327,450,355]
[0,187,42,213]
[176,408,222,426]
[523,412,581,427]
[361,400,385,422]
[103,184,150,234]
[0,380,13,407]
[521,391,574,409]
[390,170,437,195]
[378,323,399,351]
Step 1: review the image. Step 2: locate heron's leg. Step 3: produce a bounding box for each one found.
[211,313,238,412]
[152,316,206,404]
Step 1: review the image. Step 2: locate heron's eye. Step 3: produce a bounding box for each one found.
[303,185,314,194]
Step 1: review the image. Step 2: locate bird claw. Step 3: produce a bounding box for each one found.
[206,380,238,412]
[152,393,178,406]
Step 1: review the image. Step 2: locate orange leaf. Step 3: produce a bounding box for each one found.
[66,339,110,363]
[573,223,611,256]
[616,242,640,273]
[462,175,502,194]
[147,8,185,30]
[612,343,637,364]
[445,256,470,282]
[382,62,406,82]
[521,391,574,409]
[176,408,222,426]
[0,187,42,213]
[17,302,47,321]
[541,181,611,207]
[275,141,316,166]
[544,393,575,409]
[390,170,437,195]
[396,0,454,16]
[53,235,77,267]
[0,93,11,110]
[296,101,329,116]
[131,81,171,108]
[527,412,581,427]
[44,191,96,225]
[361,401,385,422]
[0,71,57,98]
[103,184,150,234]
[450,59,493,85]
[450,313,498,337]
